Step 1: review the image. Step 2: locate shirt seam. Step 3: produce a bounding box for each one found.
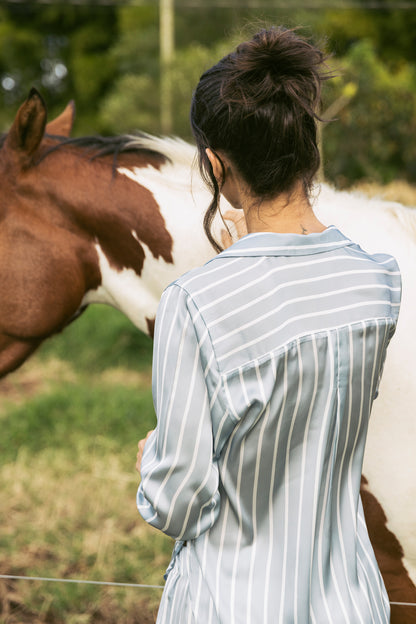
[216,242,355,259]
[221,316,396,380]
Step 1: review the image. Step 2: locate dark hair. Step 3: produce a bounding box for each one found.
[190,27,331,251]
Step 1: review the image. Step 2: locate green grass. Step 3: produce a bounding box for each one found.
[1,381,155,464]
[0,305,171,623]
[37,305,154,373]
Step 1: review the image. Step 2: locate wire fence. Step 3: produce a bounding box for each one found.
[0,573,164,590]
[1,573,416,608]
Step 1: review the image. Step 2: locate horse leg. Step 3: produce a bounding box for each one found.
[361,477,416,623]
[0,334,41,379]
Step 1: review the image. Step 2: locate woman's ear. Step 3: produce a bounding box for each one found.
[206,148,224,185]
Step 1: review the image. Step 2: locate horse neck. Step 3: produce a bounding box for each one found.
[44,143,217,333]
[44,146,180,272]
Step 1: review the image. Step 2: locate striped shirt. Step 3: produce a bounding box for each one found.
[137,226,401,624]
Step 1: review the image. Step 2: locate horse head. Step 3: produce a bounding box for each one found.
[0,89,100,377]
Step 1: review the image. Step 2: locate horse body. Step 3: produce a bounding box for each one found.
[1,89,416,620]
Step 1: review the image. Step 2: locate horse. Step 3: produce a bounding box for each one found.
[1,88,415,621]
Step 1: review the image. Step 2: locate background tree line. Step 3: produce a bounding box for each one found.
[0,0,415,187]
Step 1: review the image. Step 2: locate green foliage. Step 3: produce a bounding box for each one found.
[0,5,416,183]
[112,5,159,75]
[69,24,116,106]
[309,5,416,65]
[97,6,161,134]
[0,4,119,134]
[170,40,234,138]
[321,40,416,185]
[100,73,160,134]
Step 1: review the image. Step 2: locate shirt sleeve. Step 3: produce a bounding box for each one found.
[374,258,401,400]
[373,323,397,400]
[136,283,221,540]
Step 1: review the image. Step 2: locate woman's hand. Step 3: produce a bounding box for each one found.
[136,430,155,475]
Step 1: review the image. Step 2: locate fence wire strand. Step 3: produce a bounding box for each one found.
[1,573,416,607]
[0,573,163,590]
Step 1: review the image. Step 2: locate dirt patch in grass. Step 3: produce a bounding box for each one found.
[0,360,151,409]
[0,359,75,410]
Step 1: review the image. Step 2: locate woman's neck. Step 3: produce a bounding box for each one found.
[216,153,327,236]
[242,194,326,235]
[222,171,326,235]
[242,182,326,236]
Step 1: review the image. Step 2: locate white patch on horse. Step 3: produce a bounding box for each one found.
[117,161,222,274]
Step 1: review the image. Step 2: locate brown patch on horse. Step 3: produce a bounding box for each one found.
[116,150,166,171]
[145,317,155,338]
[0,210,101,338]
[0,335,42,379]
[361,476,416,623]
[43,145,174,276]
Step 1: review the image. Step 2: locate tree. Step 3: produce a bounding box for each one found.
[0,4,118,133]
[321,39,416,185]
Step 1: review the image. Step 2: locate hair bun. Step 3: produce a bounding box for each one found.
[235,27,324,74]
[228,27,327,109]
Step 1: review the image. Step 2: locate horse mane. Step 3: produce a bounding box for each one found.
[0,125,203,192]
[123,133,197,168]
[42,132,202,190]
[0,127,197,163]
[39,131,177,164]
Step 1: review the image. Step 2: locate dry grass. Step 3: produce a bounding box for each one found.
[0,360,151,414]
[0,450,170,623]
[0,354,168,624]
[0,359,76,412]
[349,179,416,206]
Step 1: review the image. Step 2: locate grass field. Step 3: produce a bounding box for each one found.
[0,307,171,624]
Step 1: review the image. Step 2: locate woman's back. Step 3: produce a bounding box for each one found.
[145,227,400,623]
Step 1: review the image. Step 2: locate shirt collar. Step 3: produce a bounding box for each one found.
[218,226,354,258]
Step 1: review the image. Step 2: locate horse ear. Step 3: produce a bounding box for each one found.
[5,87,47,162]
[46,100,75,137]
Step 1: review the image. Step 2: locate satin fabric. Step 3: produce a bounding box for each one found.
[137,227,401,624]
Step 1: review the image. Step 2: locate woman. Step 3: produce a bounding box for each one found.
[136,27,401,623]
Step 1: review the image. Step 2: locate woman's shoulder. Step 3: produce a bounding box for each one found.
[165,254,232,299]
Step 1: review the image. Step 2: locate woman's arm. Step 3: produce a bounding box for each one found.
[136,284,220,541]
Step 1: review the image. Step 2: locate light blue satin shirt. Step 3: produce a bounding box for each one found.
[137,227,401,624]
